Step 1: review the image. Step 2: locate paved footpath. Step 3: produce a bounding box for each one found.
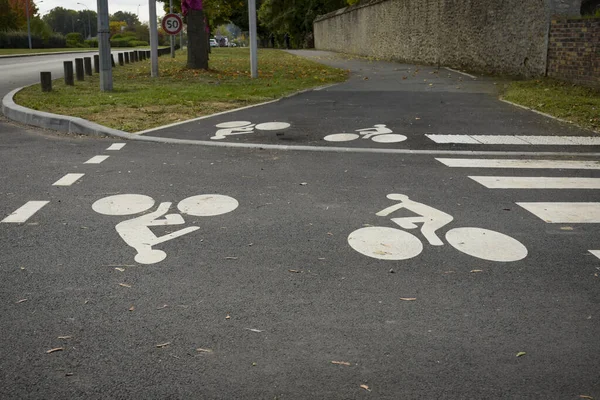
[0,50,599,399]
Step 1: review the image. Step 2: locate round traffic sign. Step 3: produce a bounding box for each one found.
[162,13,183,35]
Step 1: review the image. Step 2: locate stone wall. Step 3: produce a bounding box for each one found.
[547,17,600,88]
[314,0,584,77]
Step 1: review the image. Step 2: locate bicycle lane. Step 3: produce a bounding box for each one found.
[2,139,598,398]
[135,50,599,155]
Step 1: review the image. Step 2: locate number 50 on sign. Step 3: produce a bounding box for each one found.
[162,13,183,35]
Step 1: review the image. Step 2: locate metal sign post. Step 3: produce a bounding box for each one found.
[248,0,258,78]
[149,0,159,77]
[97,0,112,91]
[169,0,175,58]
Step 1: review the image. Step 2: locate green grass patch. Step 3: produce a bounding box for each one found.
[15,48,348,132]
[502,78,600,132]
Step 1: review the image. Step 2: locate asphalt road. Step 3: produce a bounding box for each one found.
[0,50,599,399]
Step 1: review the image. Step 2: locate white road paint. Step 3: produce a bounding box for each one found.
[52,173,85,186]
[2,201,49,223]
[215,121,252,128]
[372,134,408,143]
[255,122,291,130]
[324,133,360,142]
[177,194,239,216]
[436,158,600,169]
[444,67,477,79]
[517,202,600,223]
[589,250,600,260]
[84,155,110,164]
[445,227,528,262]
[469,176,600,189]
[427,135,600,145]
[93,194,155,216]
[106,143,126,150]
[348,226,423,260]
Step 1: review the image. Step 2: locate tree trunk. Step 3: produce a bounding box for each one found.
[187,9,208,69]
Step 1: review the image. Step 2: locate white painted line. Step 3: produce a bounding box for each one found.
[469,176,600,189]
[425,134,481,144]
[436,158,600,169]
[589,250,600,260]
[444,67,477,79]
[517,202,600,223]
[84,155,109,164]
[1,201,50,223]
[427,135,600,146]
[106,143,126,150]
[52,173,85,186]
[470,135,530,145]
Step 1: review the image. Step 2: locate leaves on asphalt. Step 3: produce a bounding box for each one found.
[400,298,417,301]
[156,342,171,348]
[46,347,64,354]
[579,395,594,399]
[119,283,131,288]
[196,348,213,353]
[129,306,135,311]
[470,269,483,273]
[115,267,125,272]
[288,269,302,273]
[225,257,238,260]
[156,304,168,310]
[245,328,264,333]
[57,336,72,340]
[15,298,28,303]
[225,314,231,320]
[360,384,371,392]
[516,352,526,357]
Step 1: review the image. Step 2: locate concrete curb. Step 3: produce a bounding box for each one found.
[0,50,99,59]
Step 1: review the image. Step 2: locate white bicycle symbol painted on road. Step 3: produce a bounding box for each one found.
[92,194,239,264]
[324,124,407,143]
[211,121,291,140]
[348,194,528,262]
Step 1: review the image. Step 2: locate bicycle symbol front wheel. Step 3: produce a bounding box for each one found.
[348,226,423,260]
[445,227,527,262]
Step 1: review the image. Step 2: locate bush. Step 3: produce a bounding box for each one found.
[0,31,43,48]
[45,33,66,48]
[110,38,132,47]
[84,38,98,47]
[129,40,149,47]
[65,32,84,44]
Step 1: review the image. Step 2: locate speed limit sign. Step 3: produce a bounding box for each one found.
[162,13,183,35]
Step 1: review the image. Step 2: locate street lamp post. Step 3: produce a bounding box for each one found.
[77,2,92,38]
[25,0,42,49]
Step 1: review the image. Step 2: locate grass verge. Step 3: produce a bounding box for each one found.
[15,48,348,132]
[502,78,600,133]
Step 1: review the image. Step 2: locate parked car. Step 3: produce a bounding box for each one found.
[209,39,218,47]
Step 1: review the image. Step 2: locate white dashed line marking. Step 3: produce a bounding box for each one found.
[2,201,50,223]
[84,155,109,164]
[106,143,126,151]
[52,173,85,186]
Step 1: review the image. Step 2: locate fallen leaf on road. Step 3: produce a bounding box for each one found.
[444,271,455,274]
[156,342,171,348]
[318,258,326,260]
[225,257,238,260]
[119,283,131,288]
[374,250,390,255]
[196,348,213,353]
[560,226,574,231]
[331,361,351,366]
[402,76,407,80]
[360,384,371,392]
[225,314,231,320]
[400,298,417,301]
[245,328,264,333]
[579,395,594,399]
[157,304,168,310]
[516,352,526,357]
[115,267,125,272]
[46,347,64,354]
[58,336,72,340]
[300,182,308,186]
[470,270,483,273]
[129,306,135,311]
[16,299,28,303]
[288,269,301,273]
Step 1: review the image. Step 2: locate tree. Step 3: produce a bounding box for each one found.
[110,11,140,30]
[0,0,21,31]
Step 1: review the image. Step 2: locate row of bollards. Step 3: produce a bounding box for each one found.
[40,49,171,92]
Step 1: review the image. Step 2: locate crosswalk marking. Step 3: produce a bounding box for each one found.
[469,176,600,189]
[52,173,85,186]
[84,155,109,164]
[106,143,126,151]
[516,202,600,223]
[436,158,600,169]
[427,135,600,145]
[1,201,50,223]
[589,250,600,260]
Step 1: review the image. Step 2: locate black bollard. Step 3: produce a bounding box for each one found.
[93,55,99,73]
[75,58,85,81]
[64,61,74,86]
[130,51,135,62]
[118,53,124,66]
[111,54,115,68]
[40,72,52,92]
[84,57,92,76]
[124,52,130,64]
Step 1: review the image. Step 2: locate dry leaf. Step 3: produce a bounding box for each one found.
[470,269,483,273]
[400,298,417,301]
[288,269,301,273]
[516,351,526,357]
[157,304,168,310]
[46,347,64,354]
[129,306,135,311]
[579,395,594,399]
[119,283,131,288]
[225,257,238,260]
[115,267,125,272]
[156,342,171,348]
[327,232,333,236]
[360,384,371,392]
[318,257,326,260]
[245,328,264,333]
[331,361,351,366]
[57,336,72,340]
[560,226,574,231]
[374,250,390,255]
[444,271,455,274]
[225,314,231,320]
[300,182,308,186]
[16,299,28,303]
[196,348,213,353]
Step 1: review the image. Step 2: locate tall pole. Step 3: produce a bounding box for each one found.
[97,0,112,91]
[149,0,159,77]
[25,0,32,49]
[169,0,175,58]
[248,0,258,78]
